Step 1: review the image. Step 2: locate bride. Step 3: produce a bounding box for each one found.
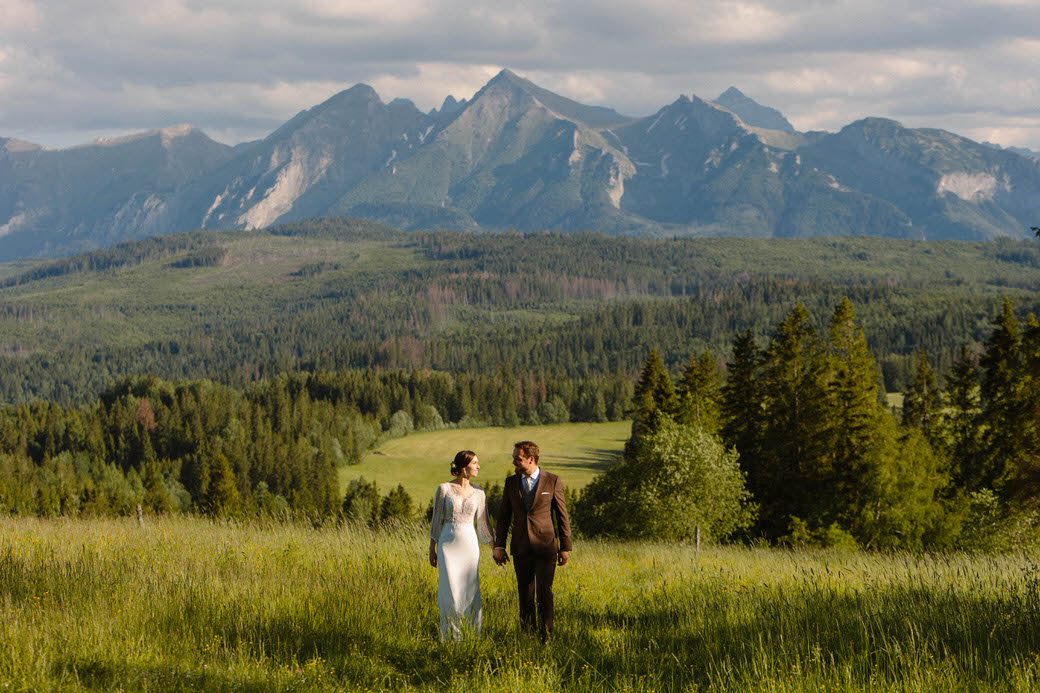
[428,450,495,641]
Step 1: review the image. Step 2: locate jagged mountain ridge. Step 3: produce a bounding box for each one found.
[1,70,1039,260]
[714,87,796,133]
[0,126,234,259]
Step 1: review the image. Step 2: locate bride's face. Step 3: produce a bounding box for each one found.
[462,457,480,478]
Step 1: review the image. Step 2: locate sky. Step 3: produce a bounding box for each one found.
[1,0,1039,151]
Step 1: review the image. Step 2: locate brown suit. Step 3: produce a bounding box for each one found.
[495,469,572,640]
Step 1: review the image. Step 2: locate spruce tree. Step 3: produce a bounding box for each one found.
[379,484,414,523]
[757,302,827,538]
[822,298,891,539]
[902,347,939,441]
[941,345,984,491]
[1021,315,1040,496]
[142,461,173,514]
[207,453,242,518]
[627,349,677,453]
[675,351,722,434]
[721,330,764,479]
[342,478,380,525]
[979,297,1027,495]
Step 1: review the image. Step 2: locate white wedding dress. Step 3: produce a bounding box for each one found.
[429,482,495,641]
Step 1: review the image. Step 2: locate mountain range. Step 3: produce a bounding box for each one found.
[2,69,1039,261]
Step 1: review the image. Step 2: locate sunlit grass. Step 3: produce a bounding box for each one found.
[3,516,1040,691]
[340,421,629,505]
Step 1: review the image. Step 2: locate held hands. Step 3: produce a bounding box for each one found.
[492,547,509,566]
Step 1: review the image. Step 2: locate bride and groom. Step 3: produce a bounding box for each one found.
[427,440,572,643]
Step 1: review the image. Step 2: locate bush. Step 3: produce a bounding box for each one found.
[380,484,414,523]
[575,417,755,541]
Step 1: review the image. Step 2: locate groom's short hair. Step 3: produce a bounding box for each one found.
[513,440,540,464]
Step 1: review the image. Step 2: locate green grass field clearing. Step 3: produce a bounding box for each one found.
[339,421,629,505]
[5,515,1040,691]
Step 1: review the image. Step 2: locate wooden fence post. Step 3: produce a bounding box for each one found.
[137,503,144,528]
[696,525,701,559]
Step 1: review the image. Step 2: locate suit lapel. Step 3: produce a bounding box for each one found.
[513,474,527,514]
[530,472,547,511]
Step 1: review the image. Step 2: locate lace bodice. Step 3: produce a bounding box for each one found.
[429,482,494,543]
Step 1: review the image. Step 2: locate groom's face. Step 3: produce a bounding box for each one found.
[512,446,537,476]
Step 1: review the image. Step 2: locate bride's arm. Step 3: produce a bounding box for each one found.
[428,485,445,566]
[475,488,495,545]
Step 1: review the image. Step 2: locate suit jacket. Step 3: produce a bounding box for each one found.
[495,469,572,557]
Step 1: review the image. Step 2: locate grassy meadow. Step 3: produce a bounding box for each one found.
[4,516,1040,691]
[340,422,630,505]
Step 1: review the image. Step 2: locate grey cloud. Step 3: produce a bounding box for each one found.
[2,0,1039,150]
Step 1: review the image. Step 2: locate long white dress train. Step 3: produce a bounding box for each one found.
[429,482,495,641]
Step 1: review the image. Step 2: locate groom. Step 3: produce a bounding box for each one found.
[493,440,572,644]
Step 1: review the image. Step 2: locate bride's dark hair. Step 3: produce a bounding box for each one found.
[451,450,477,476]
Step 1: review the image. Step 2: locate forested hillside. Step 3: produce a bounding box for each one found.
[0,369,631,519]
[577,295,1040,550]
[2,217,1039,406]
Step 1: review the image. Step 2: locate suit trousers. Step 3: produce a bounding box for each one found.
[513,551,556,638]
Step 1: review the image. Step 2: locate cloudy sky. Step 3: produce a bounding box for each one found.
[2,0,1039,150]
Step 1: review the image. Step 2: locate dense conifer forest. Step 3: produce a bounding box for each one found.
[575,296,1040,549]
[1,218,1039,406]
[1,218,1039,546]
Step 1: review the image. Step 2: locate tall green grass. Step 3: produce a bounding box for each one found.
[3,516,1040,691]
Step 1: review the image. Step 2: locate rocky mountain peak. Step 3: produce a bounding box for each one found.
[477,68,629,128]
[713,87,795,133]
[2,68,1040,260]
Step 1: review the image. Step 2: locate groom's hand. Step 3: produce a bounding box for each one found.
[557,551,569,567]
[493,548,508,565]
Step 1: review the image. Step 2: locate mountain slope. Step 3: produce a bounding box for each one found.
[179,85,436,232]
[714,87,796,133]
[612,96,913,238]
[331,69,641,233]
[0,126,233,260]
[800,118,1040,240]
[1,71,1039,260]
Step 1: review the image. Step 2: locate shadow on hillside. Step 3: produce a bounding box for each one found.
[551,447,622,473]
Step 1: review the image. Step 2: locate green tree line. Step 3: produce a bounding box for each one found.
[576,297,1040,550]
[0,369,630,519]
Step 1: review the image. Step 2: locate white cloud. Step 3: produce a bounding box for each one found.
[697,2,795,42]
[1,0,1039,150]
[367,63,503,110]
[0,0,40,32]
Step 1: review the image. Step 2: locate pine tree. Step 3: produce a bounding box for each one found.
[1020,315,1040,496]
[721,330,763,477]
[675,351,722,434]
[142,461,173,514]
[756,302,827,538]
[979,297,1028,495]
[207,453,242,518]
[379,484,414,523]
[902,347,939,440]
[822,298,894,540]
[342,478,380,525]
[628,349,677,453]
[940,345,985,491]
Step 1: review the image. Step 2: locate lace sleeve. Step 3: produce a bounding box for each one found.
[475,488,494,544]
[429,484,445,542]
